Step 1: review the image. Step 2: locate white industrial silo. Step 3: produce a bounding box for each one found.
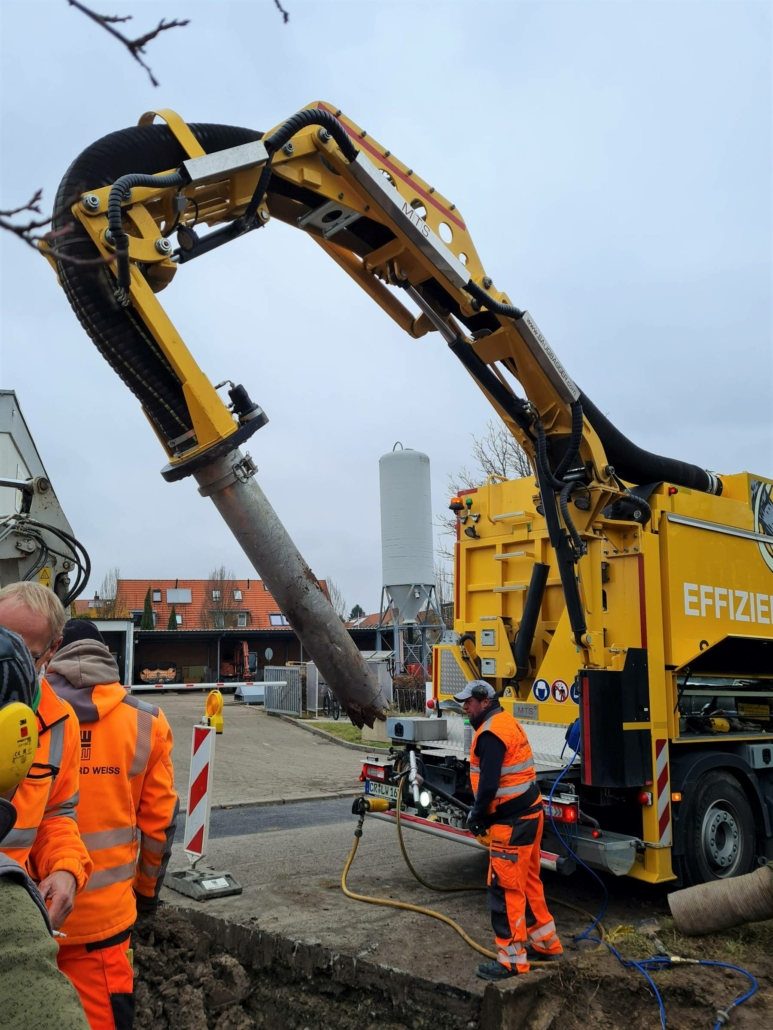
[379,444,436,624]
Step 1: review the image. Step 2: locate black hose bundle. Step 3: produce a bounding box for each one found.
[108,171,187,297]
[53,122,263,446]
[533,403,587,559]
[465,278,524,319]
[243,107,358,225]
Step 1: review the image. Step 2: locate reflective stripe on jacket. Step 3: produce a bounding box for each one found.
[0,679,92,891]
[47,642,178,946]
[470,709,536,816]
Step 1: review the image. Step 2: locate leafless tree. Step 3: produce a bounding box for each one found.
[434,563,454,609]
[273,0,290,22]
[326,578,348,622]
[0,191,117,266]
[202,565,239,629]
[91,566,130,619]
[435,420,532,561]
[67,1,189,86]
[1,1,287,259]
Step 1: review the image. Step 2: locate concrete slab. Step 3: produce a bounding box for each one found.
[152,695,362,808]
[161,804,598,998]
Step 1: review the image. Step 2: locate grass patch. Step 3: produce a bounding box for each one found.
[608,915,773,965]
[315,722,391,748]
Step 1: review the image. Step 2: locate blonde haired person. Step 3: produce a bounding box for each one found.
[0,582,92,928]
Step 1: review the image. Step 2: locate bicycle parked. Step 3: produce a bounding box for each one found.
[321,687,341,721]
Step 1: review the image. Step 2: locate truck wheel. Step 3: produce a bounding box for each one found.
[682,771,755,885]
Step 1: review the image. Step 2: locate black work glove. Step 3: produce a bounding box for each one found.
[466,810,488,837]
[135,892,159,915]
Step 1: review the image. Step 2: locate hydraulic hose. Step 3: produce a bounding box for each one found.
[513,562,550,682]
[342,776,607,966]
[554,400,584,480]
[395,769,480,893]
[243,107,358,225]
[264,107,358,162]
[341,816,498,960]
[559,482,587,558]
[447,336,533,436]
[107,171,187,295]
[465,279,524,319]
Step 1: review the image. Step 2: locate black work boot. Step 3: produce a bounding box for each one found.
[476,960,519,981]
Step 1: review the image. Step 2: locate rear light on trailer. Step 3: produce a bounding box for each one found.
[637,791,653,806]
[544,801,578,823]
[591,829,601,838]
[426,698,435,709]
[362,763,385,781]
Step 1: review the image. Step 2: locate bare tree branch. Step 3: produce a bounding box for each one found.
[434,420,532,562]
[326,577,348,622]
[0,190,116,266]
[273,0,290,23]
[67,0,189,87]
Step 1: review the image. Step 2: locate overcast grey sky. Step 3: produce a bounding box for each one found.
[1,0,770,615]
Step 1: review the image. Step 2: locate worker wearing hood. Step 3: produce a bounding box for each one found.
[47,620,178,1030]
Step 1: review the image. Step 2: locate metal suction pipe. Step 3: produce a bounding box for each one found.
[194,447,388,728]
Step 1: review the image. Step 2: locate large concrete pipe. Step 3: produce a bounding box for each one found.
[668,864,773,936]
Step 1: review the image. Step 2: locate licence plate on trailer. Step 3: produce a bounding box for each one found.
[364,780,399,801]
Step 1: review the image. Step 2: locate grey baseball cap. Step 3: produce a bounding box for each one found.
[454,680,497,702]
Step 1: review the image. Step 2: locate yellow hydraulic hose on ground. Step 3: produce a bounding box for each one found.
[341,815,499,960]
[341,782,606,964]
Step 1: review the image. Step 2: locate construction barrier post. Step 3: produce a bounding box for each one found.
[163,708,242,901]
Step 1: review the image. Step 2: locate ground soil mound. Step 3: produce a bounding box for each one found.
[133,907,773,1030]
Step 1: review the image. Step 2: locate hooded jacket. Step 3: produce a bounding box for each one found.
[46,640,178,945]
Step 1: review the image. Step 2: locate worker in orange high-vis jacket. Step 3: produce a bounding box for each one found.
[0,583,93,929]
[47,619,178,1030]
[455,681,562,981]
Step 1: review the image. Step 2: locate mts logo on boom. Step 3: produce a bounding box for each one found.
[684,583,773,624]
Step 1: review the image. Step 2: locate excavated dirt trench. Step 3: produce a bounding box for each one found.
[133,907,773,1030]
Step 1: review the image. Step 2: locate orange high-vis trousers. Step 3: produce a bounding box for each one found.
[487,809,563,972]
[58,933,134,1030]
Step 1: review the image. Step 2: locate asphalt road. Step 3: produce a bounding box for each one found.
[174,796,353,843]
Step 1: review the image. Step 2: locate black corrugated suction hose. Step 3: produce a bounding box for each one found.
[464,281,721,495]
[578,390,721,495]
[52,122,262,447]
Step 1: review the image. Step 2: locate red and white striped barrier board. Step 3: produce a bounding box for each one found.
[184,723,216,861]
[654,738,672,846]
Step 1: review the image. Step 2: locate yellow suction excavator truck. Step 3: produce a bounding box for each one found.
[44,104,773,887]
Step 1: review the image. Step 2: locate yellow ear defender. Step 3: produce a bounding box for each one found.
[0,702,39,794]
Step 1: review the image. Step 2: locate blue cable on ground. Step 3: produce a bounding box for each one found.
[698,961,758,1029]
[547,737,608,940]
[587,939,668,1030]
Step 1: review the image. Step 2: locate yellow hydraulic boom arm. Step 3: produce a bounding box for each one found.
[47,103,723,681]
